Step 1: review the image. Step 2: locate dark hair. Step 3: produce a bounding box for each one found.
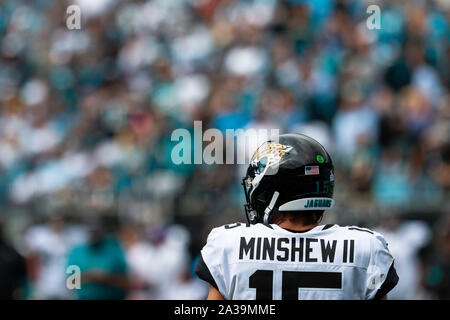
[274,210,324,226]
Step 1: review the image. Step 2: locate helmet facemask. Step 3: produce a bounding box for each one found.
[242,161,281,224]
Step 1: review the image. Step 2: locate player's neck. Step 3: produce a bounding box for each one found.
[275,220,318,232]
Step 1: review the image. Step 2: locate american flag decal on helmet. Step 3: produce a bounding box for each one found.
[305,165,319,175]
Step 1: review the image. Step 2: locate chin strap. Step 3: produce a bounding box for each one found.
[263,191,280,225]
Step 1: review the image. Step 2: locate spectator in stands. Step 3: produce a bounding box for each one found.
[67,218,128,300]
[0,222,27,299]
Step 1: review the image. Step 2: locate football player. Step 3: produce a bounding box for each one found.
[194,133,398,300]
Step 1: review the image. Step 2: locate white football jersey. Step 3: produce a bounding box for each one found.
[195,223,398,300]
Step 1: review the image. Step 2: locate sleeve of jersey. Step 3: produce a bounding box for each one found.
[365,233,399,300]
[194,227,227,298]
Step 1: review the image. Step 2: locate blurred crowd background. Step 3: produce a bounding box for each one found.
[0,0,449,300]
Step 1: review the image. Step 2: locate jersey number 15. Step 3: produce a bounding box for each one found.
[249,270,342,300]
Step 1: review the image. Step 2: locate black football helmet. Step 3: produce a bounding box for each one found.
[242,133,334,224]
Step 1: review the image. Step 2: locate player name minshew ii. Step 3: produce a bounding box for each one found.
[238,236,354,263]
